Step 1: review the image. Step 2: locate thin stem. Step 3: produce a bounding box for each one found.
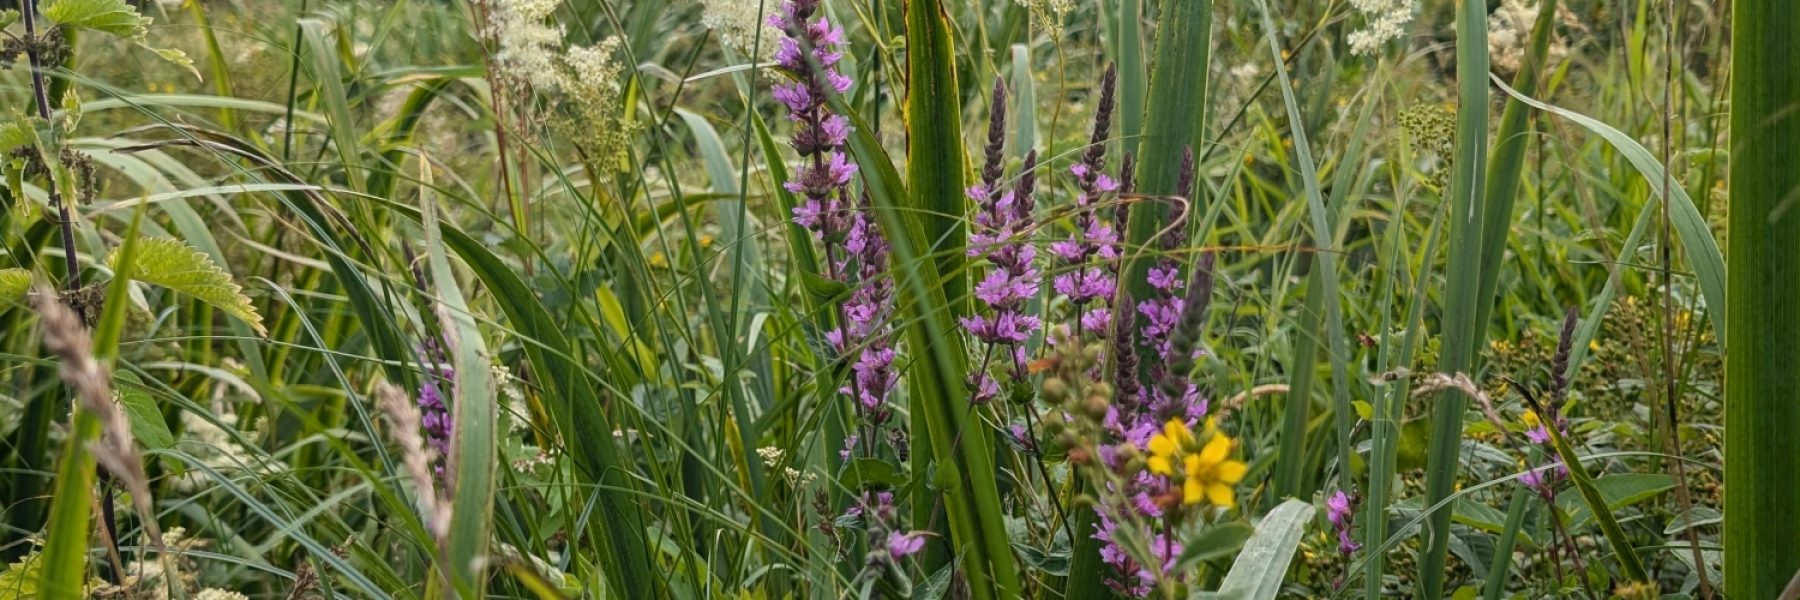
[20,0,82,295]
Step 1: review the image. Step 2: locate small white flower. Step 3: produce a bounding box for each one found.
[1347,0,1413,56]
[699,0,782,60]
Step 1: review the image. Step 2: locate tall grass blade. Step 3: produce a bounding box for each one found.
[905,0,968,315]
[419,161,498,593]
[1491,78,1726,344]
[1418,1,1491,596]
[1255,0,1354,499]
[1726,0,1800,594]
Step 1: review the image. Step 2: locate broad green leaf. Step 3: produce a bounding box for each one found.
[107,237,265,336]
[0,268,30,307]
[1175,521,1256,568]
[41,0,149,37]
[115,377,173,451]
[837,457,906,490]
[0,9,20,29]
[1196,499,1312,600]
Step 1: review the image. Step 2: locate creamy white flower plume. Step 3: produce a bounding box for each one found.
[1347,0,1412,55]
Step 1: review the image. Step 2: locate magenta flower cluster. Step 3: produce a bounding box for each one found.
[1326,489,1361,555]
[1094,512,1180,597]
[770,0,898,439]
[961,80,1042,402]
[1049,66,1122,337]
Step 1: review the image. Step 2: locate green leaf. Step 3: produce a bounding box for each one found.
[0,9,20,29]
[1195,499,1311,600]
[0,268,30,307]
[58,88,80,132]
[41,0,149,37]
[1554,473,1674,530]
[107,237,265,336]
[1176,521,1256,568]
[114,374,173,451]
[837,457,906,490]
[141,44,201,82]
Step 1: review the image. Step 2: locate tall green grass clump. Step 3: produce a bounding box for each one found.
[0,0,1753,597]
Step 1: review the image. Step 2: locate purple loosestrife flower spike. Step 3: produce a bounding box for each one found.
[963,81,1041,395]
[772,0,899,459]
[1549,306,1578,403]
[1051,65,1121,327]
[982,77,1009,193]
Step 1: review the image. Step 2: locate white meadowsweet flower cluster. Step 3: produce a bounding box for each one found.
[478,0,634,164]
[195,590,251,600]
[1487,0,1573,76]
[699,0,781,60]
[175,411,286,491]
[1347,0,1412,56]
[482,0,568,92]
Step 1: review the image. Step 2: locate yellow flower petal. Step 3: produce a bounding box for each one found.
[1164,418,1191,444]
[1206,483,1236,508]
[1148,434,1175,458]
[1184,454,1203,478]
[1198,434,1231,467]
[1147,455,1173,476]
[1215,460,1248,484]
[1184,478,1204,504]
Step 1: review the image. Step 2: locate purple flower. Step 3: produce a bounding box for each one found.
[886,531,926,559]
[1324,490,1360,556]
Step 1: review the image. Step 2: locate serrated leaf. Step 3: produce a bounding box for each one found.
[0,113,41,157]
[41,0,149,37]
[58,89,80,132]
[0,9,21,29]
[0,268,30,307]
[141,44,201,81]
[108,237,264,336]
[114,373,172,451]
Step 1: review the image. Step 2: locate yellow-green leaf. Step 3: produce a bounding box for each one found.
[0,268,30,307]
[41,0,149,38]
[141,44,201,81]
[0,9,19,30]
[107,237,264,336]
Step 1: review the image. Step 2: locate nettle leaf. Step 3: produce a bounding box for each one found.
[108,237,265,336]
[41,0,149,37]
[0,269,30,307]
[141,44,200,81]
[0,9,20,30]
[115,372,173,451]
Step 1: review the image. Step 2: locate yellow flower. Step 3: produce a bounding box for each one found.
[1146,419,1191,476]
[1522,409,1540,427]
[1181,434,1248,507]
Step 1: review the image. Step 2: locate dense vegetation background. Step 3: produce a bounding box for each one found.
[0,0,1782,598]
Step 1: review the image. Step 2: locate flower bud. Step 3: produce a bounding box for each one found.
[1041,377,1069,403]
